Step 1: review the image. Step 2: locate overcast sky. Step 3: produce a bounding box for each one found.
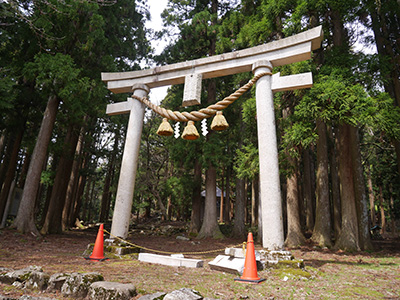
[146,0,169,105]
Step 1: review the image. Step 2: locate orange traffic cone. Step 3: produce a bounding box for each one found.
[85,224,108,261]
[234,232,265,284]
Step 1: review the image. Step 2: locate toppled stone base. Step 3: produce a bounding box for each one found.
[61,272,103,298]
[208,255,245,275]
[163,288,202,300]
[82,240,139,259]
[138,253,203,268]
[137,292,166,300]
[0,266,49,290]
[88,281,136,300]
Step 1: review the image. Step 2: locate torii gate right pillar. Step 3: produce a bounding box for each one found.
[253,60,284,250]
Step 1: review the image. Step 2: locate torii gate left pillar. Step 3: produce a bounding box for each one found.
[109,84,149,239]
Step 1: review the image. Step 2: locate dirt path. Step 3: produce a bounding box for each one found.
[1,224,399,299]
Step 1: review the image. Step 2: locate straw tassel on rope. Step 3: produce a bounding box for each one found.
[157,118,174,136]
[211,111,229,131]
[182,121,199,140]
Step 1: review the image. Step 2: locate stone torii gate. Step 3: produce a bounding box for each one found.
[102,26,323,250]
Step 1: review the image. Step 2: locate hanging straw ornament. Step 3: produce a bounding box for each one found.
[182,121,200,140]
[174,122,180,139]
[157,118,174,136]
[211,111,229,131]
[201,118,208,136]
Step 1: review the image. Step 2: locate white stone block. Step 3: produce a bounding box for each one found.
[138,253,203,268]
[183,73,202,107]
[225,248,261,261]
[208,255,245,275]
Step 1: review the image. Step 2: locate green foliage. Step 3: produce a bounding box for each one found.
[296,73,371,126]
[234,144,259,180]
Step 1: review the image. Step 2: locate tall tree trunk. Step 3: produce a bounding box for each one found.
[251,176,258,227]
[378,186,386,235]
[219,172,224,222]
[350,126,373,250]
[328,125,341,240]
[367,168,376,227]
[312,120,332,247]
[223,164,231,224]
[62,124,85,230]
[12,95,60,235]
[80,176,92,222]
[233,177,246,239]
[197,0,222,239]
[284,158,306,247]
[73,152,90,223]
[17,148,31,189]
[41,124,79,234]
[99,133,118,223]
[189,160,202,234]
[368,2,400,175]
[0,129,23,220]
[198,164,223,239]
[0,132,5,161]
[334,123,360,251]
[0,134,11,191]
[389,185,397,236]
[302,148,314,233]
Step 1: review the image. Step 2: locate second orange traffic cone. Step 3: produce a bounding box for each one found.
[85,224,108,261]
[234,232,265,284]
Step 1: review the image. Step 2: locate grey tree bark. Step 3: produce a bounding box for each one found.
[189,160,202,234]
[12,95,60,235]
[233,177,247,239]
[41,124,79,234]
[197,164,223,239]
[350,126,373,251]
[334,123,360,251]
[284,161,306,248]
[312,120,332,247]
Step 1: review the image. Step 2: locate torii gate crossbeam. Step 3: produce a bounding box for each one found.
[102,26,323,250]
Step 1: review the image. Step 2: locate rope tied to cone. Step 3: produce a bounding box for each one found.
[103,228,246,256]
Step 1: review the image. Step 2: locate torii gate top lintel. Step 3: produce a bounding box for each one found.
[101,26,323,94]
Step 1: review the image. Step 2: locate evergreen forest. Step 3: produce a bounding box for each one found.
[1,0,399,252]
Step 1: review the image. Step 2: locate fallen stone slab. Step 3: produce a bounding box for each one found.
[225,247,261,260]
[138,253,203,268]
[0,268,13,275]
[137,292,166,300]
[61,272,103,298]
[259,250,294,261]
[208,255,244,275]
[0,266,44,285]
[24,270,50,291]
[19,296,58,300]
[0,295,16,300]
[88,281,136,300]
[47,273,70,291]
[163,288,202,300]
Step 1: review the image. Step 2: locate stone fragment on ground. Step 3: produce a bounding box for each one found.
[60,272,103,298]
[163,288,202,300]
[208,255,245,275]
[0,266,49,290]
[138,253,203,268]
[137,292,166,300]
[19,296,57,300]
[0,296,57,300]
[88,281,136,300]
[47,273,70,291]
